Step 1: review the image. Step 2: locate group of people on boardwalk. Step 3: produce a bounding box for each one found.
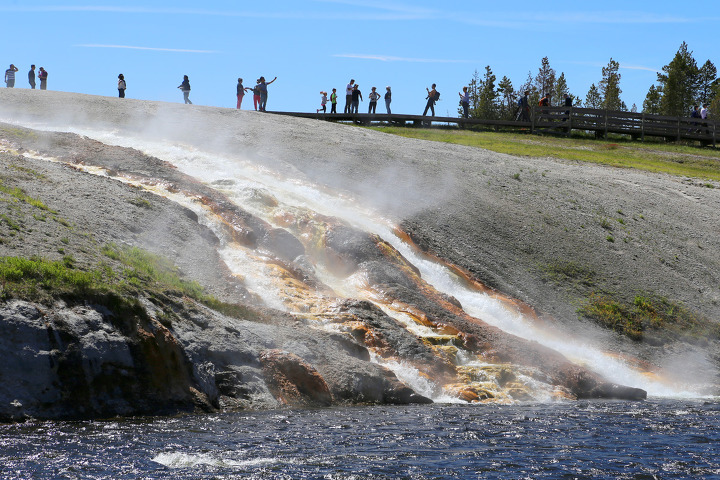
[235,76,277,111]
[5,64,47,90]
[334,79,393,115]
[310,79,471,118]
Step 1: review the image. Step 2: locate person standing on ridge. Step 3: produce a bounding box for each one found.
[252,79,261,111]
[236,78,248,109]
[178,75,192,104]
[344,79,355,114]
[258,76,276,112]
[117,74,126,98]
[459,86,469,118]
[28,65,36,89]
[351,84,362,114]
[330,88,338,113]
[516,90,530,122]
[5,64,18,88]
[368,87,379,114]
[423,83,438,116]
[384,86,392,114]
[38,67,48,90]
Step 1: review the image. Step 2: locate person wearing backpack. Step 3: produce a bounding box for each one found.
[330,88,338,113]
[178,75,192,104]
[423,83,438,116]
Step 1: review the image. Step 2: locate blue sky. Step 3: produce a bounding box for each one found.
[1,1,718,115]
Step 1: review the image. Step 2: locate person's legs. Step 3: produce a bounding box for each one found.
[386,99,391,114]
[237,94,241,109]
[260,93,268,111]
[331,103,337,114]
[254,95,259,110]
[345,95,351,113]
[119,89,125,98]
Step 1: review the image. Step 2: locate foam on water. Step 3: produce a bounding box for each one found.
[152,452,278,469]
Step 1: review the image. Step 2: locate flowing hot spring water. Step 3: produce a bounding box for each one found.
[18,125,713,400]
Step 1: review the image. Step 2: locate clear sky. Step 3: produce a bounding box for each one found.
[1,1,718,115]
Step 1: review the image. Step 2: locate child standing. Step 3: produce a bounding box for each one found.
[330,88,338,113]
[317,91,327,113]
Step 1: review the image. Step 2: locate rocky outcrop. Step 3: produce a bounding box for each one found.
[260,350,333,407]
[0,295,434,421]
[0,300,208,421]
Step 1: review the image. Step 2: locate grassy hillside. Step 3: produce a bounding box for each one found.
[371,127,720,183]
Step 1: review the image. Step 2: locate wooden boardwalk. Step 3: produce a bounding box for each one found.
[268,107,718,147]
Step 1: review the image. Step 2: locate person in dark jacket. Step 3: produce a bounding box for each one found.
[178,75,192,104]
[28,65,36,89]
[117,74,126,98]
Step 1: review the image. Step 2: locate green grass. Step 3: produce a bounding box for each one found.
[370,127,720,181]
[578,294,719,345]
[0,181,56,213]
[0,243,262,323]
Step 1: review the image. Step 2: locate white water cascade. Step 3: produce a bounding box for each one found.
[5,121,712,400]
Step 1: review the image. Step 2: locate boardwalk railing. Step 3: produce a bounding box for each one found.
[269,107,718,147]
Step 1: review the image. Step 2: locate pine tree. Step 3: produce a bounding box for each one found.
[585,84,602,109]
[697,60,718,104]
[554,72,570,106]
[497,76,516,120]
[534,57,556,105]
[464,70,481,118]
[658,42,699,116]
[599,58,624,111]
[642,85,661,114]
[476,65,498,119]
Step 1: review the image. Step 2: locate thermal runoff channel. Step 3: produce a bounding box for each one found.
[23,125,699,402]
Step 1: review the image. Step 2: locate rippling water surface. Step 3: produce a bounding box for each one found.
[2,400,719,479]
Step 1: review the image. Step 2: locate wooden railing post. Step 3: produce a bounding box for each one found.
[641,113,645,142]
[567,106,573,136]
[677,117,681,141]
[531,106,535,134]
[604,109,608,139]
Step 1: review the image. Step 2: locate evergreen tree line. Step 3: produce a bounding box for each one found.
[461,42,719,121]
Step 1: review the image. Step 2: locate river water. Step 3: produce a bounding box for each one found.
[2,400,719,479]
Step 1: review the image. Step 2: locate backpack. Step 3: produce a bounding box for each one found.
[434,91,440,101]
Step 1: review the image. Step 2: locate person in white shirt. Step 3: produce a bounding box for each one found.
[344,79,355,114]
